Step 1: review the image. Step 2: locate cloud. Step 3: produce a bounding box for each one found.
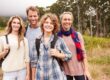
[0,0,57,16]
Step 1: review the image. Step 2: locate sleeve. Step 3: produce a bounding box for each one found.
[0,37,4,59]
[24,38,30,62]
[0,37,3,53]
[58,38,72,61]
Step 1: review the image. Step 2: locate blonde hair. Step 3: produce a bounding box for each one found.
[5,16,25,48]
[39,13,59,34]
[60,11,74,22]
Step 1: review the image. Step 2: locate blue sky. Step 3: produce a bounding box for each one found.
[0,0,57,16]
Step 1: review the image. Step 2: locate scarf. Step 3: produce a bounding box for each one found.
[58,27,84,61]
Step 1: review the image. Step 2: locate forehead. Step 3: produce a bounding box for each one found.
[62,13,72,19]
[44,17,52,22]
[12,18,20,22]
[28,10,38,15]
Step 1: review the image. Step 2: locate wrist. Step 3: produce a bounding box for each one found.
[1,51,6,58]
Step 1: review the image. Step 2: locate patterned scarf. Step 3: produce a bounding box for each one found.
[58,27,84,61]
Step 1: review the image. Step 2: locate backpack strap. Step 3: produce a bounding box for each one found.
[35,35,58,60]
[4,35,10,59]
[51,35,58,48]
[0,35,10,67]
[24,25,28,36]
[51,35,63,70]
[35,38,41,60]
[5,35,9,44]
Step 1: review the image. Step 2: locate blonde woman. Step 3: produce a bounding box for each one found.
[58,12,92,80]
[36,13,72,80]
[0,16,30,80]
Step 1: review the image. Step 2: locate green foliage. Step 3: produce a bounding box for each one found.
[84,35,110,50]
[0,27,5,30]
[89,56,110,65]
[0,17,8,28]
[36,6,45,17]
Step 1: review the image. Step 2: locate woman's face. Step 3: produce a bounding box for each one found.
[61,14,73,31]
[43,17,54,34]
[11,18,21,32]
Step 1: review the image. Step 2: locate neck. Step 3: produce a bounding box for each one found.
[11,31,18,36]
[30,24,38,28]
[62,27,70,31]
[60,27,72,36]
[43,32,52,44]
[44,32,52,38]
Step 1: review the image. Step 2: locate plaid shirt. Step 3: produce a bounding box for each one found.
[36,35,72,80]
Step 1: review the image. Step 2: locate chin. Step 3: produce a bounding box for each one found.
[45,30,52,33]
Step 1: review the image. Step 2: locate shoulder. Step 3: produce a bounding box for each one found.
[38,26,41,30]
[76,32,83,39]
[0,36,6,45]
[37,27,42,33]
[56,37,65,44]
[76,32,84,43]
[0,35,5,41]
[77,32,82,36]
[57,37,63,41]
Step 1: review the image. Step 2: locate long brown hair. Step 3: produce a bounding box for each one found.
[5,16,25,48]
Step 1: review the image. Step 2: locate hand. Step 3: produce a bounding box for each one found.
[25,74,30,80]
[50,48,60,57]
[3,44,10,55]
[85,70,93,80]
[26,75,30,80]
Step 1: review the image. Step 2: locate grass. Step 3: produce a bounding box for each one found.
[89,55,110,65]
[87,48,110,80]
[0,69,3,80]
[83,36,110,80]
[0,29,5,36]
[84,36,110,50]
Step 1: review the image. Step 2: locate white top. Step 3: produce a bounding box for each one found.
[0,34,30,72]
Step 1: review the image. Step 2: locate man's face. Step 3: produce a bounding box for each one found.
[27,10,39,27]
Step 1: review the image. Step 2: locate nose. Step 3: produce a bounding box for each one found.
[66,19,70,23]
[31,16,35,20]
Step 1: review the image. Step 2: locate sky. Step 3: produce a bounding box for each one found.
[0,0,57,16]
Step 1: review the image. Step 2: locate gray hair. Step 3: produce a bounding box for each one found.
[60,11,74,21]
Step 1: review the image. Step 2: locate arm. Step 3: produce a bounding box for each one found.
[50,38,72,61]
[24,38,30,80]
[25,62,30,80]
[77,32,92,80]
[0,38,10,59]
[0,46,10,59]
